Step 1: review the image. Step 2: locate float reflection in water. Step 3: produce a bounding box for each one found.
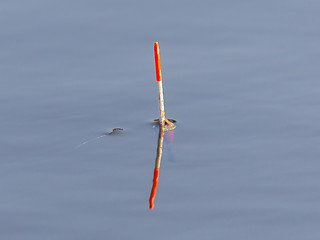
[149,126,164,210]
[149,119,176,210]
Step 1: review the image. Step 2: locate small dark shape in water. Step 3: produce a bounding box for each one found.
[105,128,124,135]
[77,128,124,148]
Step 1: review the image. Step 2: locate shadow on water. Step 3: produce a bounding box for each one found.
[149,120,176,210]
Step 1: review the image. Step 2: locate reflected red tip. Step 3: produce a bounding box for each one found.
[149,168,160,210]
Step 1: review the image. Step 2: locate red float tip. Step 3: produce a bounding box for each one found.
[154,42,162,82]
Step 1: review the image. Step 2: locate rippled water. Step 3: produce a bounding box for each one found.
[1,1,320,239]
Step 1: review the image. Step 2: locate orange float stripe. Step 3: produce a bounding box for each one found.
[154,42,162,82]
[149,168,160,210]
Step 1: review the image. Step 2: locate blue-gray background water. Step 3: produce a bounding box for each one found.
[1,1,320,239]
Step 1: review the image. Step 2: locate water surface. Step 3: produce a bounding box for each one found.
[1,1,320,239]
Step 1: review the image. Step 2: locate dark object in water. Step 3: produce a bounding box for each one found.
[105,128,124,135]
[77,128,124,147]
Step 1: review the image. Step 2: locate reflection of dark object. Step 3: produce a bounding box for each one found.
[105,128,124,135]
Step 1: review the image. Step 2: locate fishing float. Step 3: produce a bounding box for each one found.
[154,42,176,130]
[154,42,166,127]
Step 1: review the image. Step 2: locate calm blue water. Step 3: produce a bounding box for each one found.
[1,1,320,239]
